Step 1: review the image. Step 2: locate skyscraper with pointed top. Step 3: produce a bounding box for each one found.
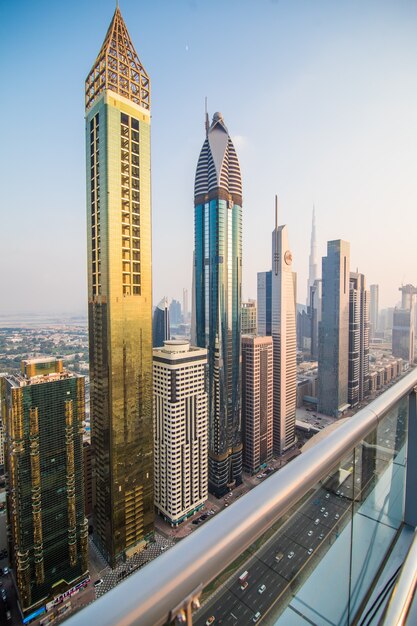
[194,111,243,497]
[307,206,319,302]
[271,197,297,453]
[85,7,153,565]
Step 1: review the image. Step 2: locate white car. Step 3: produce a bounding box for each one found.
[307,530,313,537]
[287,551,295,559]
[307,548,313,555]
[258,584,266,594]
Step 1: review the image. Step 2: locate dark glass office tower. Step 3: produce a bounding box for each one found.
[85,7,153,565]
[153,297,170,347]
[1,359,88,617]
[194,111,243,497]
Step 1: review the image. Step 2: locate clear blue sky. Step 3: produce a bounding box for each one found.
[1,0,417,315]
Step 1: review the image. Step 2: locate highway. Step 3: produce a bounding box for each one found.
[195,408,403,626]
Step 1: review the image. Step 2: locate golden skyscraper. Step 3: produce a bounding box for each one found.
[85,7,153,566]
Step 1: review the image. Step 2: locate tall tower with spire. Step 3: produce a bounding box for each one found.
[271,197,297,453]
[307,206,319,302]
[85,7,153,565]
[194,111,243,497]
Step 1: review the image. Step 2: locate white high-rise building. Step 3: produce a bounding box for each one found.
[153,340,208,526]
[271,198,297,454]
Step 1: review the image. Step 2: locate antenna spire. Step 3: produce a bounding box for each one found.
[275,194,278,230]
[205,97,209,136]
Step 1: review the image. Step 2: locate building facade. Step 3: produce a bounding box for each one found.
[349,272,370,406]
[257,271,272,336]
[309,279,322,360]
[153,341,208,525]
[392,308,414,363]
[242,300,257,335]
[194,111,243,496]
[153,297,170,347]
[318,240,350,416]
[369,284,379,338]
[85,7,153,565]
[271,199,297,454]
[0,358,88,616]
[241,335,273,474]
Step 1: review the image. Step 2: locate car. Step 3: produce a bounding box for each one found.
[325,493,330,499]
[1,588,6,601]
[275,552,284,562]
[206,617,215,626]
[93,579,103,587]
[2,567,8,575]
[307,530,313,536]
[160,545,167,551]
[224,503,229,507]
[192,519,200,525]
[320,507,325,512]
[335,513,340,520]
[6,610,11,621]
[287,551,295,559]
[307,548,313,555]
[256,474,263,479]
[258,584,266,594]
[253,612,261,623]
[314,518,320,525]
[324,511,329,517]
[241,581,248,590]
[319,532,324,540]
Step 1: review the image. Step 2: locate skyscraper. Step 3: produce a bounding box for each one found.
[194,111,243,496]
[369,284,379,338]
[318,240,350,416]
[271,198,297,454]
[349,272,370,406]
[309,279,322,360]
[170,299,182,326]
[306,206,319,303]
[257,271,272,336]
[85,7,153,565]
[183,288,189,323]
[392,285,417,363]
[241,335,273,474]
[153,297,170,347]
[1,358,88,617]
[153,341,208,525]
[242,300,257,334]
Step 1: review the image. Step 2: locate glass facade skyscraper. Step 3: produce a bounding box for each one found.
[194,112,243,496]
[85,7,153,565]
[1,359,88,617]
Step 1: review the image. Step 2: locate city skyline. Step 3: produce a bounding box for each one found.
[2,0,417,315]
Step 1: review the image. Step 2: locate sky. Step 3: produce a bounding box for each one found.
[1,0,417,316]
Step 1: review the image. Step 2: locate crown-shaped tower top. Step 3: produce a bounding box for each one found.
[85,7,150,111]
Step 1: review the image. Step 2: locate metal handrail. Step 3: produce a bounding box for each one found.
[66,368,417,626]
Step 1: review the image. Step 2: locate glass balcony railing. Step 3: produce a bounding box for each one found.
[65,368,417,626]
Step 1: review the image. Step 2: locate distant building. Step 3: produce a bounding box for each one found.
[318,240,350,416]
[370,285,379,338]
[297,305,311,352]
[241,335,273,474]
[392,285,417,364]
[170,299,182,326]
[257,271,272,336]
[349,272,370,407]
[153,297,170,347]
[153,341,208,525]
[242,300,257,335]
[271,198,297,453]
[1,358,88,617]
[182,288,189,323]
[306,206,319,303]
[309,279,322,360]
[392,308,414,363]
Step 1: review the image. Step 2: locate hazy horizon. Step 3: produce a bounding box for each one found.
[1,0,416,316]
